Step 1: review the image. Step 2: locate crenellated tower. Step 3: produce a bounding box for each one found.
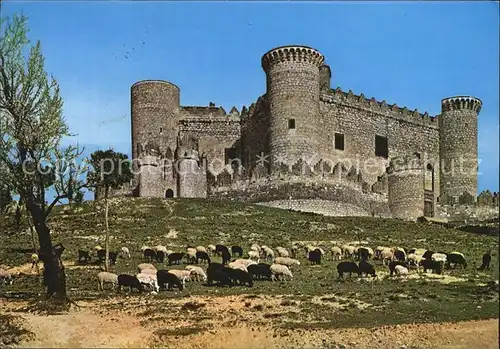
[262,45,325,172]
[131,80,180,162]
[439,96,482,200]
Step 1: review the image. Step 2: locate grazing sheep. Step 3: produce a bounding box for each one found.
[422,250,435,260]
[0,269,13,285]
[381,248,395,266]
[143,248,157,261]
[97,250,118,265]
[248,250,260,262]
[393,247,407,262]
[117,274,143,293]
[343,245,356,259]
[388,261,410,276]
[359,260,377,277]
[308,249,322,265]
[357,247,373,261]
[250,243,261,253]
[138,263,156,273]
[156,251,165,263]
[215,244,229,256]
[207,244,216,256]
[419,259,443,274]
[274,257,300,269]
[196,246,207,254]
[407,253,423,267]
[409,248,426,256]
[196,251,211,264]
[231,245,244,257]
[120,247,131,259]
[185,265,207,282]
[186,248,197,264]
[168,252,185,265]
[207,266,233,287]
[140,268,157,276]
[248,263,272,280]
[224,268,253,287]
[262,246,275,262]
[431,253,447,263]
[330,246,342,261]
[154,245,168,254]
[276,247,290,258]
[446,252,467,269]
[270,264,293,281]
[136,273,159,292]
[221,249,231,265]
[228,261,248,272]
[478,250,492,271]
[290,245,299,259]
[78,250,91,263]
[167,269,195,284]
[157,270,184,291]
[337,261,361,279]
[140,245,150,252]
[395,265,409,276]
[374,246,388,259]
[233,259,257,267]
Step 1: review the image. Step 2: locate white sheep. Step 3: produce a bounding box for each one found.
[186,248,197,262]
[196,246,207,254]
[154,245,168,253]
[185,265,207,282]
[138,263,156,273]
[276,247,290,258]
[262,246,275,261]
[394,265,409,276]
[141,268,157,276]
[343,245,356,259]
[431,253,447,263]
[165,250,174,256]
[95,245,103,251]
[407,253,423,267]
[167,269,195,285]
[290,245,299,258]
[270,264,293,282]
[248,250,260,262]
[207,244,216,255]
[120,247,131,259]
[274,257,300,269]
[233,259,257,267]
[97,271,118,291]
[330,246,342,261]
[381,248,395,266]
[413,248,427,256]
[374,246,388,259]
[136,273,159,292]
[140,245,150,252]
[0,268,13,285]
[228,261,248,272]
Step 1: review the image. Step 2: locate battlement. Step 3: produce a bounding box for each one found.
[261,45,324,72]
[441,96,482,113]
[131,79,180,91]
[321,87,438,129]
[139,155,159,167]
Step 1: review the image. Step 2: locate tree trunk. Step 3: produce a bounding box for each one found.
[26,197,66,298]
[104,187,110,272]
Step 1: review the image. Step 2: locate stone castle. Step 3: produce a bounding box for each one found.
[106,45,498,221]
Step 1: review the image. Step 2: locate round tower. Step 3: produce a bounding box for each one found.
[439,96,482,200]
[387,154,424,221]
[131,80,180,161]
[262,45,324,172]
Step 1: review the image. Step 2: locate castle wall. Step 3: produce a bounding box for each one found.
[177,158,206,198]
[259,200,374,217]
[241,97,270,170]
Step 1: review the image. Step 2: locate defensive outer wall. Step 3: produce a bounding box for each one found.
[103,45,498,222]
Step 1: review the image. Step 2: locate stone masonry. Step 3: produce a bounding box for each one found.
[105,45,495,222]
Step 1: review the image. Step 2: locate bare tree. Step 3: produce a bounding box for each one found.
[0,14,87,299]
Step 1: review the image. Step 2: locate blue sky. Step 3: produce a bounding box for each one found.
[3,0,499,200]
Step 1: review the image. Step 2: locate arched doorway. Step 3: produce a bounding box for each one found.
[165,189,174,198]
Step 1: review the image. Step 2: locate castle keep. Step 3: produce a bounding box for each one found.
[122,45,495,221]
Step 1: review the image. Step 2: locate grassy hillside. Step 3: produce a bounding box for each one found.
[0,197,498,329]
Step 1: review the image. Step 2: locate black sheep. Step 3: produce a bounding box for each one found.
[388,261,409,276]
[422,250,435,260]
[78,250,91,263]
[143,248,157,261]
[337,261,361,279]
[248,263,272,280]
[357,247,371,261]
[207,262,225,271]
[359,260,377,277]
[394,250,406,262]
[478,250,492,270]
[221,249,231,265]
[157,270,184,291]
[168,252,185,265]
[156,251,165,263]
[231,246,243,257]
[215,244,229,256]
[225,268,253,287]
[196,251,211,264]
[97,250,118,265]
[117,274,143,293]
[446,252,467,269]
[308,249,321,265]
[207,267,233,287]
[419,259,443,274]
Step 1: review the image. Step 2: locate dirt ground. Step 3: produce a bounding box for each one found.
[1,295,499,349]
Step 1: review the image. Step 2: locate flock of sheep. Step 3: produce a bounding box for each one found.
[76,242,493,294]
